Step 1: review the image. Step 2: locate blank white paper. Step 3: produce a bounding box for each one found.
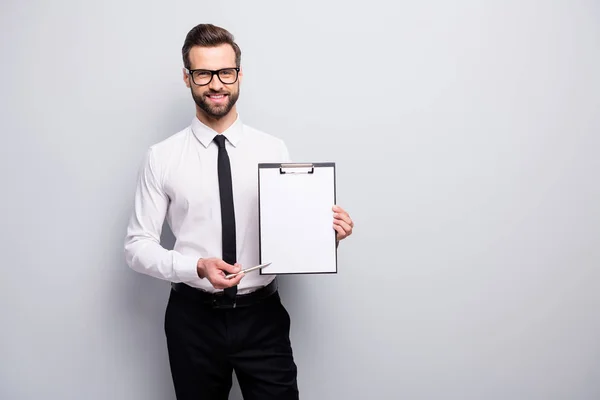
[258,164,337,274]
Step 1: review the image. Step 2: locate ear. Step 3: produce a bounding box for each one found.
[183,68,191,88]
[238,67,243,84]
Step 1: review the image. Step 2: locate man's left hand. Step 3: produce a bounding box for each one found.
[332,205,354,242]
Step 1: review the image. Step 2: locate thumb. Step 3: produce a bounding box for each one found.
[218,260,241,274]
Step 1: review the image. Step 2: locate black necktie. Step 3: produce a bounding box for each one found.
[213,134,237,298]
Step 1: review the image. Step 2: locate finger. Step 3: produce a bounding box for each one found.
[332,206,353,226]
[333,224,346,239]
[334,212,353,227]
[222,265,246,280]
[333,218,352,234]
[224,272,245,285]
[213,271,244,289]
[216,260,241,274]
[225,263,244,275]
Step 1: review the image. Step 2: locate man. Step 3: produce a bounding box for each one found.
[124,23,354,400]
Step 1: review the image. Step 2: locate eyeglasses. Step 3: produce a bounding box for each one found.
[186,67,240,86]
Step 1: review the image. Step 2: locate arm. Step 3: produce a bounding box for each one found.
[124,148,200,282]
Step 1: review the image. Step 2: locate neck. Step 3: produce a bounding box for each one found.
[196,106,238,134]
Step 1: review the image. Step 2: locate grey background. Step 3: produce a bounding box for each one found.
[1,0,599,399]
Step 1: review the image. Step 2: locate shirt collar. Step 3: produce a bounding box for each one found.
[191,114,243,148]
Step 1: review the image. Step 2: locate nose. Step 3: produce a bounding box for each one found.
[209,73,224,91]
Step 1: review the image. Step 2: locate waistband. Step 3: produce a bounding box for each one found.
[170,279,278,309]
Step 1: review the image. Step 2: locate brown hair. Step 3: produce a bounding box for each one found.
[181,23,242,69]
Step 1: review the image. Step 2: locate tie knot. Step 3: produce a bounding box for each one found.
[213,135,227,149]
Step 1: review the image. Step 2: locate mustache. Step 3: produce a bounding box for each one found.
[204,90,229,96]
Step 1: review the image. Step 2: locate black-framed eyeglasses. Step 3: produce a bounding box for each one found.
[186,67,240,86]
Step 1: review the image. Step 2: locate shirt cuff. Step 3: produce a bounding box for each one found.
[174,254,200,282]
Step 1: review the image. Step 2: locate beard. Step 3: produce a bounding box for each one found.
[192,87,240,119]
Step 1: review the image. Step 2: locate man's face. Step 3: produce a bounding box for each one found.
[184,44,242,119]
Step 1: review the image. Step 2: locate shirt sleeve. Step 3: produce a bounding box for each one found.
[124,147,200,282]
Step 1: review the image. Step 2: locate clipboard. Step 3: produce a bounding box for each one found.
[258,162,337,275]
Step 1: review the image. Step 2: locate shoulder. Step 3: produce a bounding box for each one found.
[242,122,291,162]
[242,123,288,151]
[143,126,192,165]
[148,126,190,156]
[138,126,192,176]
[242,123,284,143]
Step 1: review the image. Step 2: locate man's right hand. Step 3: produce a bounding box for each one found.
[196,258,244,289]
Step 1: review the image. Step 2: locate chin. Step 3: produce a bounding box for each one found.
[207,108,230,119]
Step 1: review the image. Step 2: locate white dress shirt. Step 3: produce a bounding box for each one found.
[124,115,291,294]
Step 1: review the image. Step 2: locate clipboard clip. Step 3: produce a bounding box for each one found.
[279,163,314,174]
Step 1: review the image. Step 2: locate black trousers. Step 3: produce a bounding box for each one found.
[164,286,299,400]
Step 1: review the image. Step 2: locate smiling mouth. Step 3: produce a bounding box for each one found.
[206,93,228,101]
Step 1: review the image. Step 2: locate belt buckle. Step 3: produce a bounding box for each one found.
[211,292,236,309]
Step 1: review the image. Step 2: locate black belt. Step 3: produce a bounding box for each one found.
[171,279,278,309]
